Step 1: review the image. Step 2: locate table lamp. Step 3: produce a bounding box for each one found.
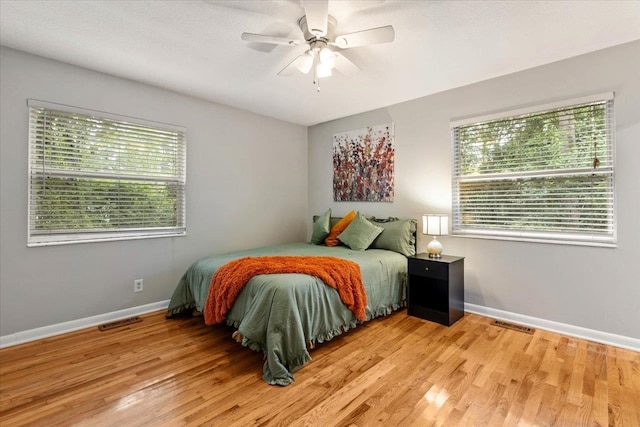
[423,214,449,258]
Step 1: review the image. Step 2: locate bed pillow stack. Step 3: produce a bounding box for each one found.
[311,211,417,256]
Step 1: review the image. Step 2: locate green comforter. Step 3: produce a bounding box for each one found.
[167,243,407,385]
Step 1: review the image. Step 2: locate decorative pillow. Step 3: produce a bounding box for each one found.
[324,210,356,247]
[338,212,384,251]
[369,217,417,256]
[310,209,331,244]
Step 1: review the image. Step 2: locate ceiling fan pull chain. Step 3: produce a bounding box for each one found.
[316,67,321,92]
[313,56,320,92]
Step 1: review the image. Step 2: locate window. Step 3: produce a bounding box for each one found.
[451,93,615,247]
[28,100,186,246]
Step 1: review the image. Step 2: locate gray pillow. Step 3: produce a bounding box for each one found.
[369,218,417,256]
[338,212,384,251]
[310,209,331,244]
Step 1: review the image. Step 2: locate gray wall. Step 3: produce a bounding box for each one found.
[0,47,308,336]
[308,41,640,339]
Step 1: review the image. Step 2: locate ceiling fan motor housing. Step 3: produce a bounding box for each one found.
[299,15,337,44]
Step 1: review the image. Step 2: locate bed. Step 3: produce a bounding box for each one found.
[167,213,417,385]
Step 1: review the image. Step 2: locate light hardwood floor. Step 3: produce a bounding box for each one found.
[1,309,639,426]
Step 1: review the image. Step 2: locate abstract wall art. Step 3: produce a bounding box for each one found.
[332,123,394,202]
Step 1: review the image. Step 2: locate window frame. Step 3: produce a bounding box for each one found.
[450,92,616,247]
[27,99,187,247]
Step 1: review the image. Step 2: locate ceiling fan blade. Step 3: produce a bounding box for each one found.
[333,52,360,77]
[303,0,329,37]
[278,52,314,76]
[241,33,304,46]
[334,25,395,49]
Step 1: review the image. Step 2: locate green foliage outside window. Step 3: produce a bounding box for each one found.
[458,105,607,175]
[31,178,179,231]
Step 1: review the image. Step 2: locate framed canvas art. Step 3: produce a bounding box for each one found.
[333,123,394,202]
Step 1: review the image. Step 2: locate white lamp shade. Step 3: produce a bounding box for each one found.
[318,47,336,68]
[316,62,333,78]
[296,50,315,74]
[422,214,449,236]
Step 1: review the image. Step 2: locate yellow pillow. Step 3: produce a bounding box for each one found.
[324,210,356,247]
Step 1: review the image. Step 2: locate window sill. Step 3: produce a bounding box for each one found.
[452,232,616,248]
[27,231,186,247]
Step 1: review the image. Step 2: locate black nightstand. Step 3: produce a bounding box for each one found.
[407,254,465,326]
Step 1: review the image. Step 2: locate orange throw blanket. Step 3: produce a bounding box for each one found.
[203,256,367,325]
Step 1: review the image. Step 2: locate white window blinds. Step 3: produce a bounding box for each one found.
[28,100,186,246]
[451,93,615,247]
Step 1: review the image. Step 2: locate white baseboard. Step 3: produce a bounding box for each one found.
[2,301,637,353]
[0,300,170,349]
[465,302,640,353]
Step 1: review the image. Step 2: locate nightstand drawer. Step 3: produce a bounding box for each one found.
[408,260,448,280]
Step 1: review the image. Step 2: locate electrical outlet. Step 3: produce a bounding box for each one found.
[134,279,143,293]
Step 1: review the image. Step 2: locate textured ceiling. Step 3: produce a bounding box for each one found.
[1,1,639,126]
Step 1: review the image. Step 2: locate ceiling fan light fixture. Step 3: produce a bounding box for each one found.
[296,50,315,74]
[316,62,333,78]
[318,47,336,69]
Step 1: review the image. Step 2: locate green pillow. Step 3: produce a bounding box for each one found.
[369,218,417,256]
[310,209,331,244]
[338,212,384,251]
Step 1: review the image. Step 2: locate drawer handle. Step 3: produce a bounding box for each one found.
[425,267,429,271]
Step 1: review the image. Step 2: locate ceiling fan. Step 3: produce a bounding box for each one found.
[241,0,395,92]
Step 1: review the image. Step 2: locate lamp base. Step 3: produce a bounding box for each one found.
[426,236,443,258]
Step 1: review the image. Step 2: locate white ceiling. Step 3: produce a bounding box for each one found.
[1,1,639,126]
